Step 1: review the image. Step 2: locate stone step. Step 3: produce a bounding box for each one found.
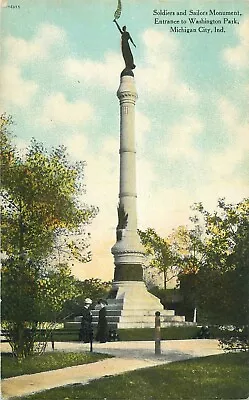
[90,315,183,323]
[94,303,124,311]
[64,320,191,330]
[102,300,123,304]
[121,302,163,310]
[74,309,176,322]
[65,321,116,330]
[106,299,124,304]
[65,313,186,330]
[95,301,163,311]
[91,309,175,317]
[94,304,164,312]
[116,321,191,329]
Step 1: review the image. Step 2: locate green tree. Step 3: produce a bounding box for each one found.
[1,114,98,359]
[169,224,204,275]
[61,278,112,319]
[1,116,97,260]
[1,258,77,358]
[138,228,175,289]
[169,224,205,322]
[191,198,249,330]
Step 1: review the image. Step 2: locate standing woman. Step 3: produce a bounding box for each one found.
[96,299,109,343]
[113,19,136,70]
[79,298,93,343]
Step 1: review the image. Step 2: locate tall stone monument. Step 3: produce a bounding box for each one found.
[109,66,163,316]
[99,17,185,328]
[66,11,188,331]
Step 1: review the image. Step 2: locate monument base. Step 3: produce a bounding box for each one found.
[100,280,185,328]
[65,282,194,330]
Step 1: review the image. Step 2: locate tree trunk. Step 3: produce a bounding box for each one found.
[163,270,167,290]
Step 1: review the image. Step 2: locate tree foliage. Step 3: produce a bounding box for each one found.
[1,114,98,261]
[193,198,249,273]
[170,224,204,320]
[138,228,175,289]
[139,198,248,339]
[187,198,249,335]
[61,278,112,319]
[138,224,204,290]
[169,224,204,275]
[1,257,77,358]
[0,114,99,359]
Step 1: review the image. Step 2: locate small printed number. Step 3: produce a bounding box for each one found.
[8,5,20,8]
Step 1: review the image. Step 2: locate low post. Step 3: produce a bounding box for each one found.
[90,326,93,352]
[51,332,55,351]
[155,311,161,355]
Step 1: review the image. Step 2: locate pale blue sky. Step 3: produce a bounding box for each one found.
[1,0,248,281]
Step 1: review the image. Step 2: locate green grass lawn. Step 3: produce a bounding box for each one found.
[118,326,200,341]
[52,325,237,342]
[1,351,111,379]
[14,352,249,400]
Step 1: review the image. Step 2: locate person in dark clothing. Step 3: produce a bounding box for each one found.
[96,299,109,343]
[198,325,210,339]
[79,298,93,343]
[113,19,136,70]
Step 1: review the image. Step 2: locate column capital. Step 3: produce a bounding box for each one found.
[118,91,137,105]
[117,75,138,103]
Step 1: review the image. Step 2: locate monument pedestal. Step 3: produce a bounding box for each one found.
[110,281,163,310]
[65,282,187,330]
[100,280,186,329]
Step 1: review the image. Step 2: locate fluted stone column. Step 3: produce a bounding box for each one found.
[111,71,145,282]
[108,69,163,315]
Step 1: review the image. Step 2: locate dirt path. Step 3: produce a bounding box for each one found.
[1,339,224,399]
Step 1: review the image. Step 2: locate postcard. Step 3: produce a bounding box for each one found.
[1,0,249,398]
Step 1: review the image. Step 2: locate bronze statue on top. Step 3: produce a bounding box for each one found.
[113,19,136,70]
